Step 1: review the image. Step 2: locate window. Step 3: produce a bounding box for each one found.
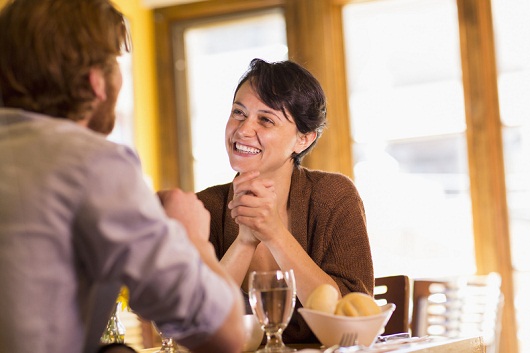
[343,0,475,278]
[181,9,287,191]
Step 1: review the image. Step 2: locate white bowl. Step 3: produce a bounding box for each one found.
[242,314,264,352]
[298,303,395,347]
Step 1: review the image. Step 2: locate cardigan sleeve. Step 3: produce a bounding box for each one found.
[306,173,374,296]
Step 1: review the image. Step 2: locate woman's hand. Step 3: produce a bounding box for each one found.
[228,171,286,244]
[237,224,261,247]
[227,171,342,304]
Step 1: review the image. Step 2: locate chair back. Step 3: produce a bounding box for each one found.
[410,272,503,353]
[374,275,411,334]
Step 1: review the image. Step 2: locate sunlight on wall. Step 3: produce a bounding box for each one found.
[113,0,160,189]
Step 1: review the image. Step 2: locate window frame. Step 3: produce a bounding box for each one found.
[457,1,517,351]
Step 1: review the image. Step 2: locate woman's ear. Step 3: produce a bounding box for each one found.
[89,67,107,101]
[295,131,317,154]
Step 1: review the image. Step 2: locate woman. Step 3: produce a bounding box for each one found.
[197,58,374,343]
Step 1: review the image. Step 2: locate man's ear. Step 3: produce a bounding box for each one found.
[89,67,107,101]
[296,131,317,154]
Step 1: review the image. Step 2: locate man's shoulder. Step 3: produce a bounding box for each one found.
[13,109,140,168]
[41,115,139,164]
[1,109,122,155]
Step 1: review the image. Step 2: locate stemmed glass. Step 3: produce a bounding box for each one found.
[151,322,182,353]
[248,269,297,353]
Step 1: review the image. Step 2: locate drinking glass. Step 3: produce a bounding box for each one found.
[248,269,297,353]
[151,322,182,353]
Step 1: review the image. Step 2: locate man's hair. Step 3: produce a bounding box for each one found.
[0,0,130,120]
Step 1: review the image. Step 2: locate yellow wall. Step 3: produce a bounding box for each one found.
[0,0,160,189]
[113,0,160,189]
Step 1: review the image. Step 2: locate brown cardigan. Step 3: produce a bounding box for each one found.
[197,166,374,343]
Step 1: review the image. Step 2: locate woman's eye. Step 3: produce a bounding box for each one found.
[231,109,246,120]
[260,116,274,125]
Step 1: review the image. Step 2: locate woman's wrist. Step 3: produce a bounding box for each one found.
[261,226,291,250]
[234,234,260,248]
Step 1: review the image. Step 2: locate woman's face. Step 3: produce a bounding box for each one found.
[225,80,304,176]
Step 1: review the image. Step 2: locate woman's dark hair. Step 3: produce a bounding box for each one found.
[234,58,327,167]
[0,0,130,121]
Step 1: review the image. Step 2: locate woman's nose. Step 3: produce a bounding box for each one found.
[236,117,257,137]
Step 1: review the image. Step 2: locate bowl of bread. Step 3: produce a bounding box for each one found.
[298,284,395,348]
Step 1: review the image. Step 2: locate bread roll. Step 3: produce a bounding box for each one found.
[334,292,381,317]
[305,284,339,314]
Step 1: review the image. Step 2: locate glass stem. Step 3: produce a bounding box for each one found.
[161,337,179,353]
[265,331,285,350]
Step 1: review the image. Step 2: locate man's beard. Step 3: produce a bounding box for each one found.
[87,73,120,135]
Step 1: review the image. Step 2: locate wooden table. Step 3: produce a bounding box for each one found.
[140,336,485,353]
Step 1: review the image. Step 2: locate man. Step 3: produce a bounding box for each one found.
[0,1,244,353]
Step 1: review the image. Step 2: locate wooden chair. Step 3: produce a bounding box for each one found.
[410,272,503,353]
[374,275,411,334]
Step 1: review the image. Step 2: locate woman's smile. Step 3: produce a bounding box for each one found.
[234,142,261,155]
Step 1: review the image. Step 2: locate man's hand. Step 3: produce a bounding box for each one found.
[157,188,211,243]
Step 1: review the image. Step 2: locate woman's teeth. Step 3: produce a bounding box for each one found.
[235,142,261,154]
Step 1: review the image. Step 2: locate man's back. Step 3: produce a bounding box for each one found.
[0,109,239,353]
[0,108,140,352]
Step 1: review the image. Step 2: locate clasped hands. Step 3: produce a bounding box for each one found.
[228,171,286,246]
